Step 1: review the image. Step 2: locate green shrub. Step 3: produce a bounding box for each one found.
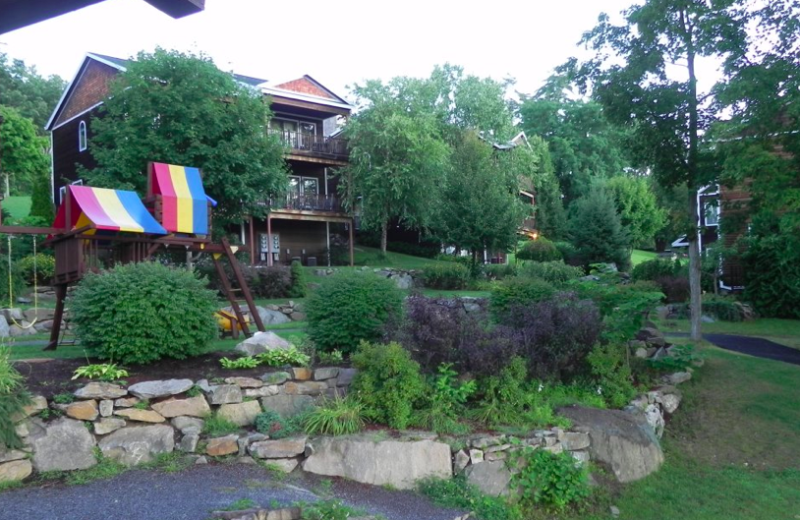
[516,238,562,262]
[470,357,562,429]
[648,344,703,372]
[289,260,307,298]
[220,357,260,369]
[671,295,746,322]
[306,271,403,354]
[70,262,218,365]
[257,346,310,367]
[632,257,680,282]
[519,260,584,285]
[413,363,476,434]
[418,476,523,520]
[16,253,55,286]
[72,363,129,382]
[303,394,366,436]
[482,263,517,280]
[203,413,241,437]
[490,277,556,316]
[554,240,581,265]
[587,344,636,408]
[254,410,303,439]
[301,498,369,520]
[422,263,471,290]
[0,347,32,450]
[740,232,800,318]
[511,446,591,511]
[350,341,426,429]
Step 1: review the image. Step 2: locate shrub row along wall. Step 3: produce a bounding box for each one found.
[2,360,692,492]
[314,267,420,290]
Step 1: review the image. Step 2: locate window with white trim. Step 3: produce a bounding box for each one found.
[78,120,88,152]
[704,201,719,226]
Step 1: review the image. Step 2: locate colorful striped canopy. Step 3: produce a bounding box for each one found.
[53,185,167,235]
[150,163,215,235]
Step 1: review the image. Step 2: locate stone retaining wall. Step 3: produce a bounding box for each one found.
[2,361,692,495]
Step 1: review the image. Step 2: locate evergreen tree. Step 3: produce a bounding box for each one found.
[568,190,630,269]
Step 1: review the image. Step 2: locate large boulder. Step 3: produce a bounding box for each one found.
[234,331,291,357]
[250,436,307,459]
[151,396,211,418]
[217,401,261,427]
[302,435,452,490]
[29,418,97,472]
[559,406,663,483]
[257,307,292,326]
[0,315,9,338]
[74,382,127,400]
[98,425,175,465]
[465,460,512,496]
[128,379,194,400]
[0,459,32,483]
[260,394,315,417]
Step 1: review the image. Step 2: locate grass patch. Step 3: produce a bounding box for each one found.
[571,346,800,519]
[350,246,446,270]
[631,249,658,266]
[203,413,240,437]
[220,498,258,511]
[659,317,800,350]
[417,289,491,298]
[3,196,31,220]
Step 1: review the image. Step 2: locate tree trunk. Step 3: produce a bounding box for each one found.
[688,190,703,341]
[380,220,388,256]
[685,16,703,341]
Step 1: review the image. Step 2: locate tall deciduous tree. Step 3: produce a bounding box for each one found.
[86,49,287,227]
[342,79,450,254]
[576,0,748,340]
[0,52,66,131]
[519,87,632,204]
[434,132,524,262]
[0,106,49,195]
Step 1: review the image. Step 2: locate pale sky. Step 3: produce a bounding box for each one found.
[0,0,646,100]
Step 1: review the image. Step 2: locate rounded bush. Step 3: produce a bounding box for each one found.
[306,271,403,354]
[519,261,585,285]
[517,238,562,262]
[632,258,679,282]
[423,263,471,290]
[16,253,56,286]
[490,277,556,316]
[70,262,219,364]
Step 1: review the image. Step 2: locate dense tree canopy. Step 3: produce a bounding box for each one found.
[432,132,525,260]
[0,52,66,131]
[86,48,287,227]
[519,85,632,204]
[0,106,49,195]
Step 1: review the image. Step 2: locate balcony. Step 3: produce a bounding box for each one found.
[270,130,348,162]
[270,192,346,214]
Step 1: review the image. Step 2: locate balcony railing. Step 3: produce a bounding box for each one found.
[270,193,345,213]
[270,130,348,160]
[520,217,536,230]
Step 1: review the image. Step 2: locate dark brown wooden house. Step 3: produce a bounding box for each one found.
[46,53,354,267]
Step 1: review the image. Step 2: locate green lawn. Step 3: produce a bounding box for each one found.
[351,246,445,270]
[580,346,800,520]
[658,317,800,350]
[631,249,657,266]
[3,196,31,220]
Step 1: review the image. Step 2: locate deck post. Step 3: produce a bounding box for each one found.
[349,219,354,267]
[266,215,273,266]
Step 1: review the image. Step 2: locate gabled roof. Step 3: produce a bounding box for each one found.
[272,75,349,104]
[46,53,269,130]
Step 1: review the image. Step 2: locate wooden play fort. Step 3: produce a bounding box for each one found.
[0,162,265,350]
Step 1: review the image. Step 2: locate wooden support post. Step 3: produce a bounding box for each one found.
[44,284,68,350]
[266,215,273,267]
[211,253,251,337]
[222,237,265,333]
[249,216,255,266]
[349,219,354,267]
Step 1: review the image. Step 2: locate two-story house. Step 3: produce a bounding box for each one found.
[45,52,354,267]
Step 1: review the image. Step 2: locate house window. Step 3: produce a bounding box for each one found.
[270,118,317,150]
[78,120,88,152]
[704,201,719,226]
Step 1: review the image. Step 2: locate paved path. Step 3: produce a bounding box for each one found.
[668,332,800,365]
[0,464,466,520]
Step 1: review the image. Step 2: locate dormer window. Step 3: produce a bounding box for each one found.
[78,120,88,152]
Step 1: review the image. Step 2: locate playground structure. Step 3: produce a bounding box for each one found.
[0,162,265,350]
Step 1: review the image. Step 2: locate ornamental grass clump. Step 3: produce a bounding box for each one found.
[0,346,32,450]
[70,262,218,365]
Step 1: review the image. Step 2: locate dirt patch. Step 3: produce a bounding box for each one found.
[13,351,272,398]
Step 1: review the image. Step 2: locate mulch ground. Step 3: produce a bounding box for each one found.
[13,351,269,398]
